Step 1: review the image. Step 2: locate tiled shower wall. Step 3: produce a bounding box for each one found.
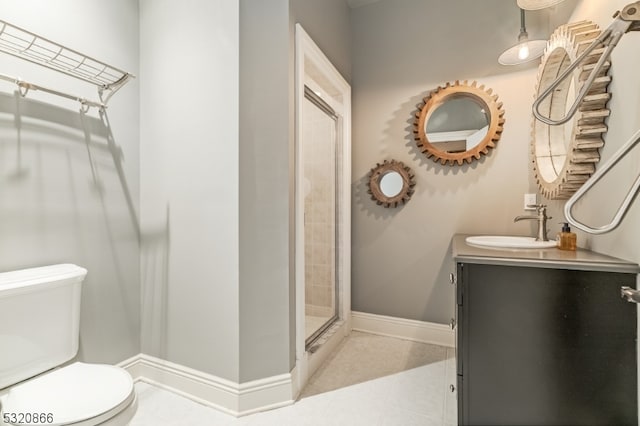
[303,98,337,322]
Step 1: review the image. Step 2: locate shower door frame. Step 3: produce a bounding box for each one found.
[301,86,340,348]
[294,24,351,395]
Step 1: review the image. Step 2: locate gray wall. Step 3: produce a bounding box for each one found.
[0,0,140,363]
[350,0,640,326]
[239,0,292,383]
[139,0,240,380]
[350,0,576,324]
[290,0,352,82]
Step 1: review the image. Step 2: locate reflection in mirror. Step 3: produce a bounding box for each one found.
[531,21,610,199]
[379,171,403,198]
[414,80,505,166]
[368,160,415,208]
[425,97,490,153]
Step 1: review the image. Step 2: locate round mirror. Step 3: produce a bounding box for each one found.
[414,80,505,166]
[379,171,404,197]
[532,21,611,199]
[368,160,415,208]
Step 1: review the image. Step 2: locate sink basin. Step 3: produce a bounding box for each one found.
[466,235,557,249]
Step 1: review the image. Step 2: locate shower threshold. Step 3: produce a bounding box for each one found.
[306,316,341,353]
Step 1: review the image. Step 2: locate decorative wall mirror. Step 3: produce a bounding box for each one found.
[414,80,505,166]
[368,159,416,208]
[531,21,611,199]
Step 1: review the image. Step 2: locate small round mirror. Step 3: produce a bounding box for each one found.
[414,80,505,166]
[379,171,404,198]
[368,160,415,208]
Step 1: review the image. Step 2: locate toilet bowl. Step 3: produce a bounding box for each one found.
[0,265,137,426]
[0,363,136,426]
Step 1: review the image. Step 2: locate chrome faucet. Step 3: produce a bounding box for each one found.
[514,204,552,241]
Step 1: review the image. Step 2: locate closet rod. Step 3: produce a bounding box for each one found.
[0,72,105,111]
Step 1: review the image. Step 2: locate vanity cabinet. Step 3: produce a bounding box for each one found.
[452,235,639,426]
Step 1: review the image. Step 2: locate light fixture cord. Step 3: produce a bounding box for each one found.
[519,8,529,41]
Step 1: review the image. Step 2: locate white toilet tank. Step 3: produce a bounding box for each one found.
[0,264,87,389]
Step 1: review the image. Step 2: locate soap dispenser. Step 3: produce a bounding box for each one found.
[557,222,577,251]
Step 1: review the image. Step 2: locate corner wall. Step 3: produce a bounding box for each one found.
[238,0,292,383]
[139,0,240,381]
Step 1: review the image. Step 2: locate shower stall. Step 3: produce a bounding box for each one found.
[295,24,351,391]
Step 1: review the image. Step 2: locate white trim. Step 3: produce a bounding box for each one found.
[294,24,352,394]
[351,311,454,348]
[426,129,478,142]
[117,354,294,417]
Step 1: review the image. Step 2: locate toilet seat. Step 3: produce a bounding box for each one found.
[1,362,135,426]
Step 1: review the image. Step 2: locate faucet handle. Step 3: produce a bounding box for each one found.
[527,204,548,216]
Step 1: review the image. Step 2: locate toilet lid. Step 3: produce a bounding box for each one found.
[1,362,134,426]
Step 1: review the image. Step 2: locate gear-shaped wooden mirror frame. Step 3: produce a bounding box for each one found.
[413,80,505,166]
[367,159,416,208]
[531,20,611,200]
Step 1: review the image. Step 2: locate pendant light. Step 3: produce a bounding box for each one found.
[498,8,547,65]
[517,0,566,10]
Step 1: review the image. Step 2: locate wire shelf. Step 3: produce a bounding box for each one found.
[0,19,133,108]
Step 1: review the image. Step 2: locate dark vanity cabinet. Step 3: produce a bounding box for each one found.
[452,235,639,426]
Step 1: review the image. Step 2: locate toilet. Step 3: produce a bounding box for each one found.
[0,264,137,426]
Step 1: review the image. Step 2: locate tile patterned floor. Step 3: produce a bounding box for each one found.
[130,332,457,426]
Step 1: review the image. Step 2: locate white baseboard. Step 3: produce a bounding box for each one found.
[351,311,454,347]
[116,313,450,417]
[117,354,294,417]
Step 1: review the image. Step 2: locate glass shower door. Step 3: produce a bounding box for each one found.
[302,87,339,348]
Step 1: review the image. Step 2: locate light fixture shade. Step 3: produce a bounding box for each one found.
[498,39,547,65]
[517,0,566,10]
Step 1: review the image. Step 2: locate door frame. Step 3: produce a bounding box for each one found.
[293,24,351,395]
